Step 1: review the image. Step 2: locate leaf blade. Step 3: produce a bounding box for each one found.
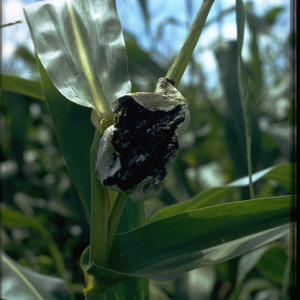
[37,58,94,221]
[0,74,45,100]
[24,0,131,117]
[1,252,72,300]
[108,196,292,281]
[82,195,292,288]
[150,164,293,222]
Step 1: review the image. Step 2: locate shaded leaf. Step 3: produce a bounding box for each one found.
[14,45,37,66]
[214,41,261,183]
[236,0,245,53]
[0,74,45,100]
[236,244,271,286]
[1,251,72,300]
[24,0,131,117]
[236,0,254,198]
[7,91,29,170]
[237,279,277,300]
[150,164,292,222]
[37,58,93,222]
[1,207,68,284]
[107,198,149,299]
[257,245,289,285]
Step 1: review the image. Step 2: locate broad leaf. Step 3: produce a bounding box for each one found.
[24,0,131,117]
[82,195,292,289]
[37,59,94,221]
[0,74,45,101]
[1,252,72,300]
[150,164,293,222]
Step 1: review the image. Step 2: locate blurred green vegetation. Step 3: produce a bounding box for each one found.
[1,1,295,300]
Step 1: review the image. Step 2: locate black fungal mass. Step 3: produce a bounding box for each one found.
[102,96,185,191]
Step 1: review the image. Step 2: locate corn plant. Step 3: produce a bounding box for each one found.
[1,0,295,299]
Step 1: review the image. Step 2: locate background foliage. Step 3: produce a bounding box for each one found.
[1,0,295,299]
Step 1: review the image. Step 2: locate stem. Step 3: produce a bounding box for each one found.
[87,129,110,298]
[166,0,215,87]
[90,130,109,266]
[107,192,128,253]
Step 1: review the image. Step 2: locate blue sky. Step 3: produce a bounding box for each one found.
[2,0,290,88]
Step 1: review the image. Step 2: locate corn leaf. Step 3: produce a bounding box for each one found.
[24,0,131,117]
[150,164,293,222]
[81,195,292,289]
[1,252,72,300]
[0,74,45,101]
[236,0,255,198]
[37,59,93,221]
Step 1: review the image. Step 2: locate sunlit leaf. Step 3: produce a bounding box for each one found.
[24,0,131,117]
[0,74,45,100]
[81,196,292,289]
[1,252,72,300]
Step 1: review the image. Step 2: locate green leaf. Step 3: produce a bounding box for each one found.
[236,0,254,198]
[264,6,285,25]
[37,59,93,221]
[108,199,149,299]
[237,52,254,197]
[80,200,149,295]
[214,41,261,183]
[0,74,45,100]
[1,252,72,300]
[117,198,147,234]
[24,0,131,117]
[82,196,292,288]
[257,245,289,284]
[150,164,293,222]
[106,277,149,300]
[237,279,277,300]
[262,164,296,192]
[236,244,271,286]
[236,0,245,53]
[1,207,69,287]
